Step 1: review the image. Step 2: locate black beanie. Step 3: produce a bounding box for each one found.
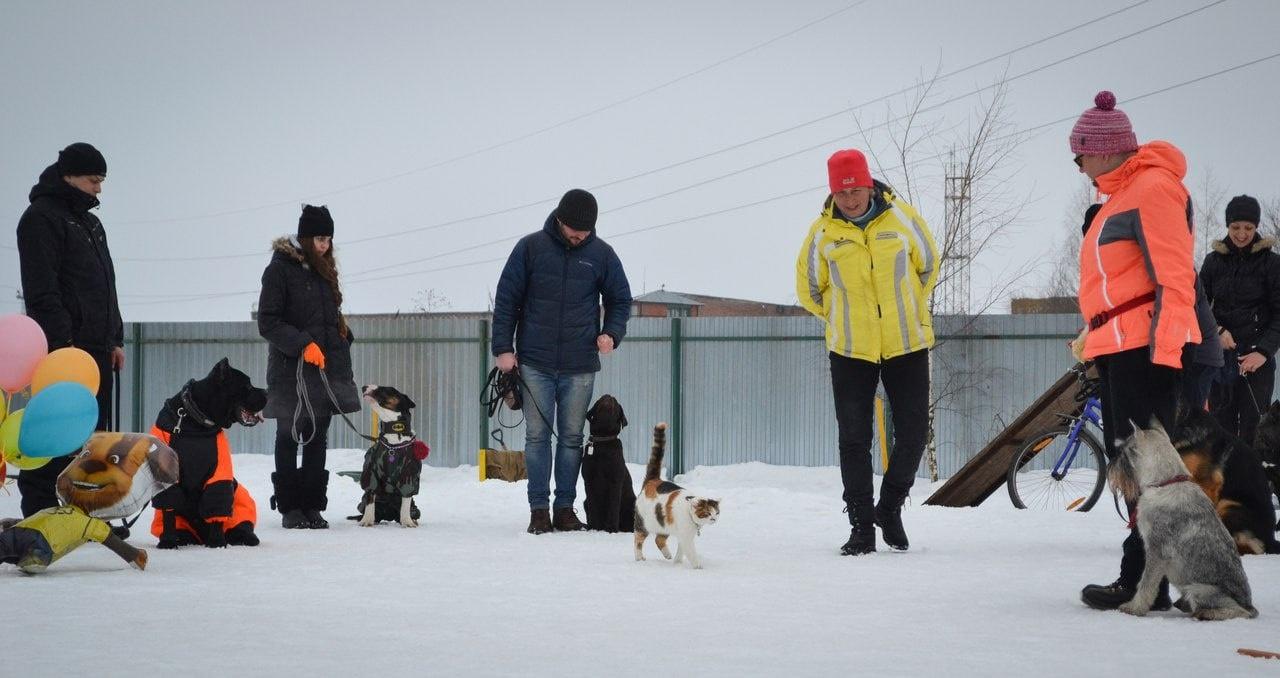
[555,189,598,232]
[1225,194,1261,226]
[298,204,334,238]
[57,142,107,177]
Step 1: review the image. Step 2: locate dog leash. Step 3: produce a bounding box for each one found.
[292,360,378,445]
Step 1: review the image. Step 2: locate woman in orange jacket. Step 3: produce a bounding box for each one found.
[1069,92,1201,611]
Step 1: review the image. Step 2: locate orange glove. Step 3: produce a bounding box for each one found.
[303,342,326,369]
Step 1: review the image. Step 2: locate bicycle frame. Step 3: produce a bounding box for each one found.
[1051,396,1102,480]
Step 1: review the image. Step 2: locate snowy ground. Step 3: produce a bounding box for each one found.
[4,451,1278,677]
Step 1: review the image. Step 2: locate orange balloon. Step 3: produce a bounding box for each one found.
[31,348,100,396]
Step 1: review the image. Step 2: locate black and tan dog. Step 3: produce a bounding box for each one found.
[150,358,267,549]
[582,394,637,533]
[357,385,427,528]
[1249,401,1280,531]
[1170,405,1280,555]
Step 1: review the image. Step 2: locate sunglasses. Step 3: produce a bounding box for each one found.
[1073,154,1084,168]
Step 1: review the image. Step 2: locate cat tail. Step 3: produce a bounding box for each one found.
[645,423,668,482]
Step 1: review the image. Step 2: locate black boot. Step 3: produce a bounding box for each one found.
[271,470,307,529]
[300,468,330,529]
[1080,578,1172,611]
[840,503,876,556]
[874,493,909,551]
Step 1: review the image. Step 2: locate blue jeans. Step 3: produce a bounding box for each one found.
[519,364,595,510]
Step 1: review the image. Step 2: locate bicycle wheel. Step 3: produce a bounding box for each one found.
[1007,426,1107,511]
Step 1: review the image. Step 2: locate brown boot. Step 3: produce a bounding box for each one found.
[527,509,552,535]
[552,507,587,532]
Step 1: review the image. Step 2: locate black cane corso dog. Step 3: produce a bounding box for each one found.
[582,394,637,533]
[150,358,267,548]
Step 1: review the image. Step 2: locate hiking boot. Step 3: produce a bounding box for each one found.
[304,509,329,530]
[282,509,309,529]
[1080,573,1172,608]
[874,497,908,551]
[527,509,552,535]
[552,507,587,532]
[840,503,876,556]
[1080,579,1172,611]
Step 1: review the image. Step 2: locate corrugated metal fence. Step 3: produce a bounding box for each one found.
[112,314,1080,478]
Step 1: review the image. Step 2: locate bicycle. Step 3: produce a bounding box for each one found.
[1006,363,1107,512]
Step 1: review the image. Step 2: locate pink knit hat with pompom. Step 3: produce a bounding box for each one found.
[1069,91,1138,155]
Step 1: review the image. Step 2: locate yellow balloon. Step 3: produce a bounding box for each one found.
[31,347,100,396]
[1,409,51,471]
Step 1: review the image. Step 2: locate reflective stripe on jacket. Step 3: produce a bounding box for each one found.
[1078,141,1199,368]
[795,187,938,361]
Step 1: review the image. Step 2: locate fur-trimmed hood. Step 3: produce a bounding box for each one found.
[1212,235,1275,256]
[270,236,309,267]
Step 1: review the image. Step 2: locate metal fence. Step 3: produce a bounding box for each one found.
[106,314,1081,478]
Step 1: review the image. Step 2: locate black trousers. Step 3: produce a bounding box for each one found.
[1209,356,1275,445]
[1093,347,1182,587]
[830,349,930,512]
[274,415,331,474]
[17,350,114,517]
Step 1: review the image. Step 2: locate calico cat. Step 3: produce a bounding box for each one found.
[633,423,721,569]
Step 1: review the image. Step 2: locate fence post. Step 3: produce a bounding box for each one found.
[131,322,144,433]
[670,317,683,477]
[478,318,490,452]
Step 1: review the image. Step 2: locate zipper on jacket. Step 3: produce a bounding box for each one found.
[556,245,570,369]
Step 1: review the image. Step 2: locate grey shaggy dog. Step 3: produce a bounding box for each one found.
[1110,424,1258,620]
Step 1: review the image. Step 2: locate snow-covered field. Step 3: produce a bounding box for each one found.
[4,451,1278,677]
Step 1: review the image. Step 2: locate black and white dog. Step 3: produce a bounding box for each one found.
[582,394,637,533]
[358,385,428,528]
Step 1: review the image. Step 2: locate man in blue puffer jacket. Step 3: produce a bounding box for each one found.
[492,188,632,534]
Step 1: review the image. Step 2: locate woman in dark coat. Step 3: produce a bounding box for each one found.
[257,205,360,529]
[1201,194,1280,443]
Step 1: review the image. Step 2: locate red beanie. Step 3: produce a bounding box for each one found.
[1069,91,1137,155]
[827,149,872,193]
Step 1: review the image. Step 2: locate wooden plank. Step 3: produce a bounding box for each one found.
[925,366,1093,507]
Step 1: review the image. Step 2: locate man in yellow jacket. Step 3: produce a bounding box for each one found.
[796,148,938,556]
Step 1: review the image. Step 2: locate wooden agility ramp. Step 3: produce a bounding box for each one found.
[925,365,1094,508]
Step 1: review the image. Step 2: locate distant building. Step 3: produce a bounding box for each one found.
[1010,296,1079,314]
[631,289,809,318]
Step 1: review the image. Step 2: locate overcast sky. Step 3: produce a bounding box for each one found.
[2,0,1277,321]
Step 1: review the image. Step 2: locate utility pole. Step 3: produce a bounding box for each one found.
[942,147,973,315]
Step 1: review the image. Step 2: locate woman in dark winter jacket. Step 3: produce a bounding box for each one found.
[1201,194,1280,443]
[257,205,360,529]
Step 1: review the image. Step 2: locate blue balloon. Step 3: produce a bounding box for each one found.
[19,381,98,457]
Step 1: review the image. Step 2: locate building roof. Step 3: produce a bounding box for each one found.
[632,290,704,307]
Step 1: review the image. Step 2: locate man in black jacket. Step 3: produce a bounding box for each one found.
[492,189,632,534]
[15,142,124,517]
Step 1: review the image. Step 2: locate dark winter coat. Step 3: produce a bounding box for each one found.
[257,238,360,419]
[492,212,632,374]
[1201,235,1280,358]
[15,164,122,352]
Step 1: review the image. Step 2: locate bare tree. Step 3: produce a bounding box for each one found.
[1041,182,1096,298]
[1262,196,1280,239]
[412,288,452,313]
[1192,168,1226,262]
[854,75,1034,481]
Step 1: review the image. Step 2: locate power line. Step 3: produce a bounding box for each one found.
[29,0,1157,263]
[339,0,1229,280]
[117,46,1280,306]
[111,1,875,227]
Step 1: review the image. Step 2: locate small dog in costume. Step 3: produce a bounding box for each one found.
[357,385,429,527]
[0,432,178,574]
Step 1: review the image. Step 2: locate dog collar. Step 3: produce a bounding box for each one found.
[172,381,217,433]
[1149,474,1192,489]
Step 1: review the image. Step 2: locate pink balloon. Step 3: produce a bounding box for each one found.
[0,314,49,392]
